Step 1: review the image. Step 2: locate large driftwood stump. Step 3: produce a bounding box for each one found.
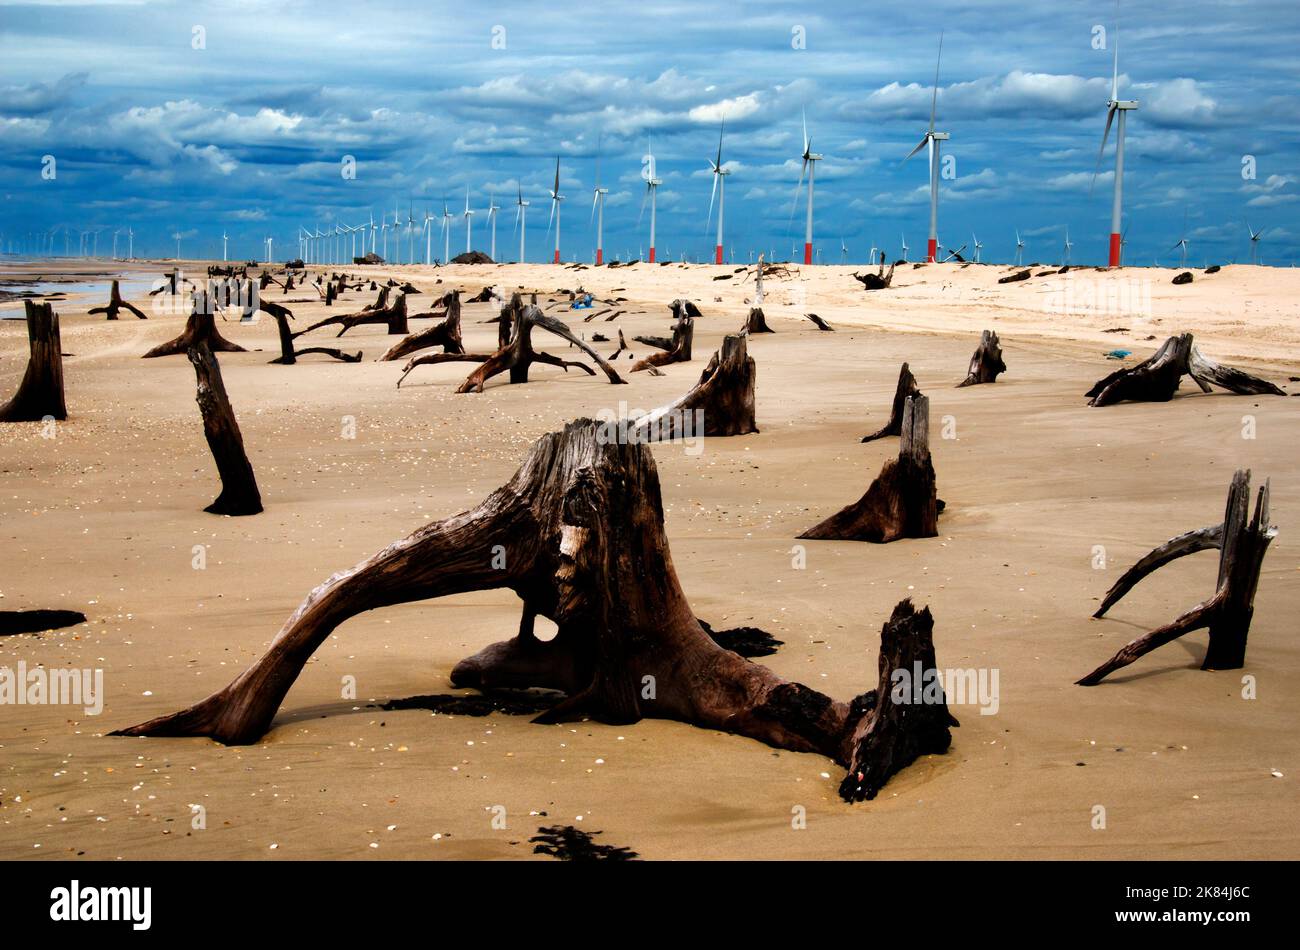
[956,330,1005,387]
[398,298,625,392]
[632,333,757,441]
[852,258,895,290]
[800,393,939,543]
[1077,470,1276,685]
[381,292,464,362]
[112,419,956,801]
[862,362,919,443]
[1087,333,1284,406]
[88,280,148,320]
[142,294,247,359]
[295,292,410,339]
[0,301,67,422]
[184,292,262,516]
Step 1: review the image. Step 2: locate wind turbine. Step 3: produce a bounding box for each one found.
[591,141,609,265]
[1091,3,1139,268]
[424,209,434,265]
[1171,211,1189,268]
[900,232,910,263]
[639,136,661,263]
[1119,224,1130,265]
[441,201,454,264]
[381,213,390,261]
[1247,221,1266,265]
[706,122,730,265]
[514,184,529,263]
[547,157,564,264]
[790,109,821,265]
[173,231,182,259]
[840,238,848,264]
[972,232,983,263]
[127,227,134,261]
[486,194,500,261]
[1014,229,1025,266]
[1062,227,1074,266]
[463,186,475,254]
[904,32,949,263]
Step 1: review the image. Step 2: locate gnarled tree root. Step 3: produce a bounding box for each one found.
[111,419,955,802]
[1087,333,1284,406]
[1078,469,1276,685]
[88,280,148,320]
[142,295,247,359]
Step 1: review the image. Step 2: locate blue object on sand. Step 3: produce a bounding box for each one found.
[571,294,593,309]
[1104,349,1132,360]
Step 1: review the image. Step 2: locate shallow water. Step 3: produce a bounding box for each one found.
[0,272,162,318]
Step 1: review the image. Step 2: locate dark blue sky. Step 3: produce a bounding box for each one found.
[2,0,1297,265]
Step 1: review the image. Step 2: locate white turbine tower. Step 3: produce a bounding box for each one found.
[904,32,949,263]
[547,157,564,263]
[840,238,848,264]
[173,231,182,259]
[380,214,389,261]
[1171,210,1189,268]
[706,122,729,265]
[790,109,821,265]
[441,201,454,264]
[900,232,910,263]
[1014,229,1025,265]
[127,227,134,261]
[1063,227,1074,266]
[1091,5,1139,268]
[486,194,500,261]
[463,186,475,254]
[424,209,433,265]
[591,140,609,265]
[514,184,529,263]
[639,136,661,263]
[1248,221,1266,265]
[972,232,983,263]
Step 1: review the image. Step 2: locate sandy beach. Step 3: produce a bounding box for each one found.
[1,258,1296,860]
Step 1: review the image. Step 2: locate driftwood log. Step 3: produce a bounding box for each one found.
[801,393,940,543]
[1087,333,1284,406]
[112,418,956,802]
[853,257,895,290]
[265,300,361,365]
[632,333,757,441]
[88,280,148,320]
[631,315,693,373]
[804,313,834,331]
[295,292,410,339]
[956,330,1005,387]
[184,292,262,516]
[1077,470,1275,685]
[862,362,919,443]
[0,301,67,422]
[398,297,625,392]
[380,292,464,362]
[142,294,247,359]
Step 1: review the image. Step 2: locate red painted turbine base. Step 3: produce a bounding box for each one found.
[553,250,561,264]
[596,249,603,265]
[648,247,656,263]
[803,242,813,265]
[927,239,938,263]
[715,245,723,265]
[1108,233,1122,267]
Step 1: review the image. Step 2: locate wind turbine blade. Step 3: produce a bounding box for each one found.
[553,157,560,194]
[1090,106,1116,197]
[1112,4,1121,101]
[638,184,650,227]
[903,134,928,163]
[801,107,808,154]
[716,122,724,168]
[706,172,719,234]
[786,158,808,232]
[930,30,944,131]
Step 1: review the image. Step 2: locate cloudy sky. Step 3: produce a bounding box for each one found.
[2,0,1297,266]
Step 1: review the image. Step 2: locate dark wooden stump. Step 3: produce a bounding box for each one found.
[800,393,939,543]
[862,362,919,443]
[0,301,67,422]
[956,330,1005,387]
[1078,470,1276,685]
[142,294,247,359]
[633,333,757,440]
[88,280,148,320]
[184,292,262,516]
[1087,333,1284,406]
[111,418,955,802]
[380,291,465,361]
[265,300,361,365]
[743,307,774,334]
[631,314,693,373]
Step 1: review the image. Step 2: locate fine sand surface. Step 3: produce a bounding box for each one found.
[1,258,1297,860]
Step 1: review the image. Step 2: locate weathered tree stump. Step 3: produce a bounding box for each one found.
[112,418,955,801]
[380,291,464,362]
[804,313,834,331]
[265,301,361,365]
[1077,470,1276,685]
[295,293,409,339]
[862,362,920,443]
[956,330,1006,387]
[743,307,774,334]
[632,333,757,441]
[631,314,693,373]
[183,292,262,516]
[852,258,896,290]
[0,301,67,422]
[398,300,625,392]
[1087,333,1284,406]
[142,294,247,359]
[800,393,939,543]
[88,280,148,320]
